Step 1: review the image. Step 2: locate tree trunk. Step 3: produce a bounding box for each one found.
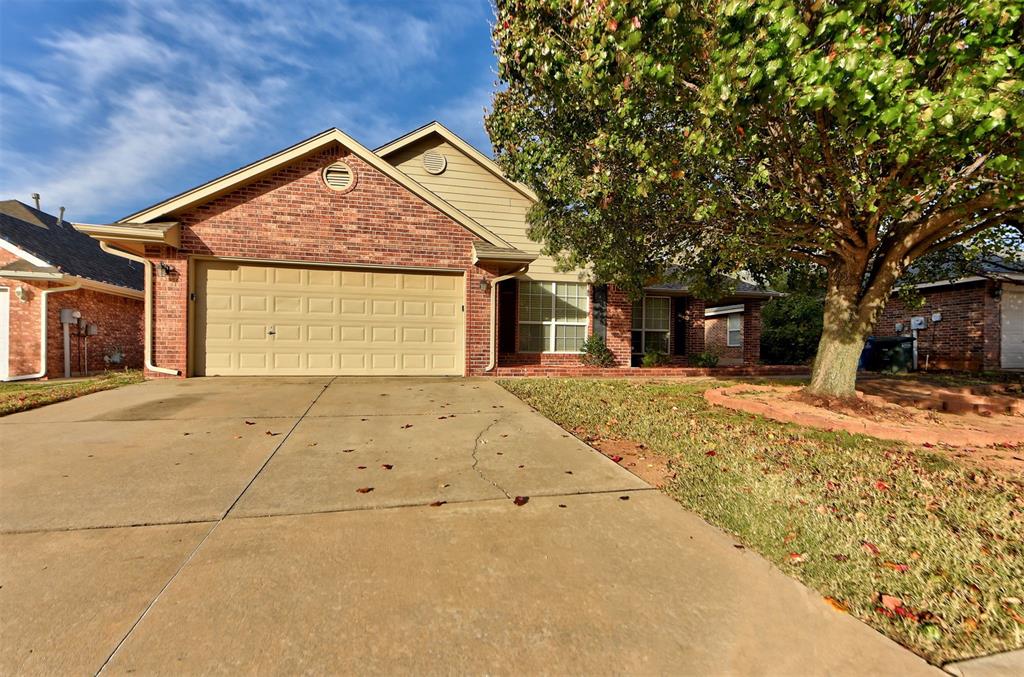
[807,275,872,398]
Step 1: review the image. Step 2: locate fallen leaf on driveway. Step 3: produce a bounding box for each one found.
[265,431,280,436]
[382,464,393,470]
[357,466,367,470]
[356,487,373,494]
[342,449,355,453]
[429,501,446,507]
[513,496,529,506]
[824,597,848,612]
[401,424,414,429]
[245,421,255,425]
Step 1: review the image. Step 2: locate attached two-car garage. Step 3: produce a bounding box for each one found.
[193,261,464,376]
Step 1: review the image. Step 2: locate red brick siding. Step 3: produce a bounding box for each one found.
[160,146,490,376]
[685,298,706,357]
[877,281,998,371]
[744,300,763,365]
[44,288,143,377]
[606,285,633,367]
[705,315,743,364]
[1,249,143,378]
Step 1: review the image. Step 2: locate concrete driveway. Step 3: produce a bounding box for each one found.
[0,377,937,675]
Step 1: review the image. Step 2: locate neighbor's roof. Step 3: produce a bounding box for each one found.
[901,254,1024,289]
[114,127,511,248]
[0,200,143,291]
[375,121,538,203]
[645,269,780,298]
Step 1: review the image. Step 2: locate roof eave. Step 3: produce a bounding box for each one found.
[74,222,182,248]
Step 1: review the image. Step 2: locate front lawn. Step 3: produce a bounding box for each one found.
[499,378,1024,665]
[0,371,144,416]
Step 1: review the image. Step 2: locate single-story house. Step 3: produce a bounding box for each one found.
[1,199,144,380]
[74,122,773,378]
[877,258,1023,371]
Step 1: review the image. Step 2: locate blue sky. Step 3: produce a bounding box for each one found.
[0,0,498,222]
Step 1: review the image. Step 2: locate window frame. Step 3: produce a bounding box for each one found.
[632,295,672,356]
[517,281,590,354]
[726,312,743,347]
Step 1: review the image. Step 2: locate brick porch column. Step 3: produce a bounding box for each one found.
[605,285,633,367]
[685,298,706,357]
[743,299,763,365]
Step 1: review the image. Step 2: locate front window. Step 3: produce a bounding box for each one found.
[518,281,589,353]
[727,313,742,346]
[632,296,670,356]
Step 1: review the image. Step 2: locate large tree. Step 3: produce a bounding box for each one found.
[487,0,1023,397]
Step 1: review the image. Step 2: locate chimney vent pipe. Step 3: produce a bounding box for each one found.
[31,193,40,210]
[58,206,65,226]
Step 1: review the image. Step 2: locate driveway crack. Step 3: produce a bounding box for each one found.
[471,416,511,499]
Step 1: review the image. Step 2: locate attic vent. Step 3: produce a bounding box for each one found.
[422,149,447,175]
[322,162,356,192]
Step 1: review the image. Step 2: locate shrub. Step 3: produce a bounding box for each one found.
[579,335,616,367]
[760,294,824,365]
[641,350,670,367]
[688,350,720,368]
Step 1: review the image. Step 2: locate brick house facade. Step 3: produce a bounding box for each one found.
[75,124,773,379]
[877,280,1005,371]
[1,201,144,380]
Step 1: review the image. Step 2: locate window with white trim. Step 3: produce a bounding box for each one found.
[727,313,742,346]
[632,296,670,355]
[518,281,589,353]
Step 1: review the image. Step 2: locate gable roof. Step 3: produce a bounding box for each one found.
[0,200,143,291]
[375,121,538,203]
[117,127,511,248]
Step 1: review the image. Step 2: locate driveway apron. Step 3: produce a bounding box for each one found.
[0,377,938,675]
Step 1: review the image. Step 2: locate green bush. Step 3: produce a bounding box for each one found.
[641,350,670,367]
[688,350,720,368]
[760,294,824,365]
[579,335,616,367]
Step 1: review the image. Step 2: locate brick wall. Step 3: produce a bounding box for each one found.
[876,281,997,371]
[704,315,743,364]
[44,288,143,377]
[606,285,633,367]
[744,300,763,365]
[162,145,490,376]
[2,249,143,378]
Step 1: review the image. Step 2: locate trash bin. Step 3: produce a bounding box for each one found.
[862,336,915,373]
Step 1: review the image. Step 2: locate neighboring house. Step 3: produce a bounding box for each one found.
[0,200,144,380]
[75,122,773,378]
[877,259,1024,371]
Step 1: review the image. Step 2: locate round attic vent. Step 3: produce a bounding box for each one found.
[422,149,447,175]
[322,162,356,192]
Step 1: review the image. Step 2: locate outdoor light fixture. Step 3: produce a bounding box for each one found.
[14,286,28,302]
[157,262,175,277]
[478,278,490,291]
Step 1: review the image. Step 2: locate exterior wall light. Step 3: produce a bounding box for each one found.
[14,286,28,302]
[478,278,490,292]
[157,262,175,277]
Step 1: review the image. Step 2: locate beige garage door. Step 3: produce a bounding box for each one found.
[194,261,464,376]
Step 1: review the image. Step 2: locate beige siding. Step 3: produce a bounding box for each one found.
[386,137,585,281]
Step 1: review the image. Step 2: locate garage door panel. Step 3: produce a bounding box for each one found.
[195,262,463,375]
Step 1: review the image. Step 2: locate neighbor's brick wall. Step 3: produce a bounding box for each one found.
[43,287,143,377]
[1,249,42,377]
[2,249,143,378]
[877,281,997,371]
[164,146,490,376]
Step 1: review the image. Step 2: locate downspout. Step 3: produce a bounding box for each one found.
[99,241,180,376]
[485,266,528,372]
[3,279,81,381]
